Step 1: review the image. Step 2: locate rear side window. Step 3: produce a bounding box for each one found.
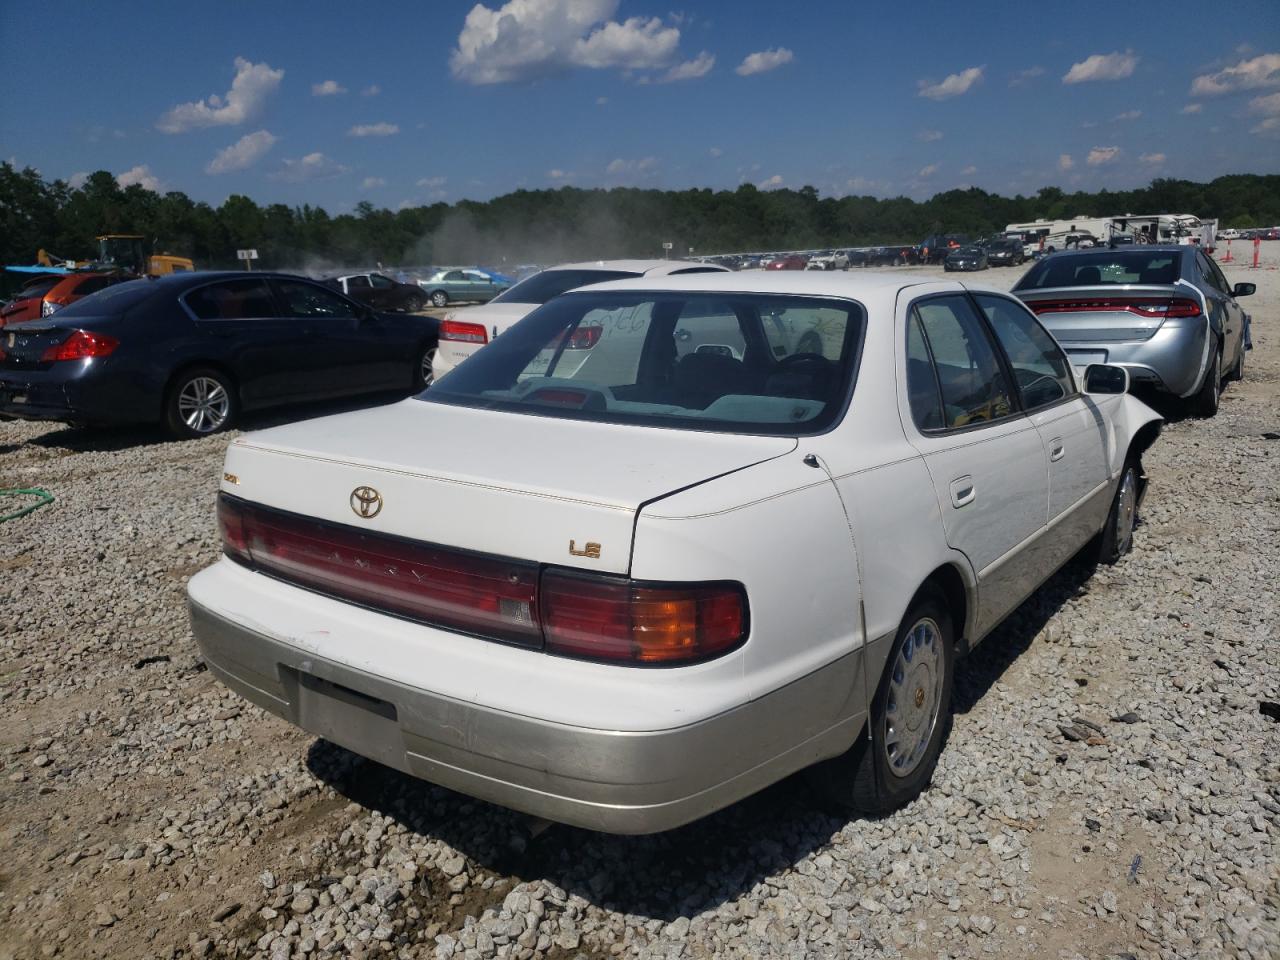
[184,280,277,320]
[909,296,1014,430]
[346,275,371,289]
[975,295,1075,410]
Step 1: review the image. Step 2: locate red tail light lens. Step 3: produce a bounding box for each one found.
[541,571,746,664]
[1028,297,1201,319]
[217,495,540,645]
[440,319,489,344]
[217,495,749,665]
[40,329,119,362]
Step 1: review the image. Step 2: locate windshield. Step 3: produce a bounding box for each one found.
[55,278,161,317]
[1015,250,1182,289]
[490,268,639,305]
[423,291,865,436]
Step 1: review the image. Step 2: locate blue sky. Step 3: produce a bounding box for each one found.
[1,0,1277,211]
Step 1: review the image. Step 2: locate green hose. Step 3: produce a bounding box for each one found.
[0,487,54,522]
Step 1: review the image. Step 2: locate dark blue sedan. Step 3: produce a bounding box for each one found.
[0,272,440,438]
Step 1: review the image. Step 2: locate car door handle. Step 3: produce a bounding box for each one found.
[949,476,976,508]
[1049,439,1065,462]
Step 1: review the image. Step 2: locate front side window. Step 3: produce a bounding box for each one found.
[184,279,277,321]
[444,271,466,282]
[975,294,1075,410]
[910,296,1014,430]
[425,291,864,435]
[272,279,357,319]
[370,274,394,289]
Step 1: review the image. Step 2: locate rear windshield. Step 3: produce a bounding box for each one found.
[55,278,161,317]
[423,291,865,436]
[14,278,61,301]
[490,269,640,305]
[1016,251,1182,289]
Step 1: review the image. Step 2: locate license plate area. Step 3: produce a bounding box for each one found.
[281,667,402,768]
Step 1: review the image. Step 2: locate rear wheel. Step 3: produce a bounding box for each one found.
[1187,344,1222,418]
[813,590,953,815]
[429,290,449,308]
[165,368,236,439]
[405,294,426,313]
[414,344,437,390]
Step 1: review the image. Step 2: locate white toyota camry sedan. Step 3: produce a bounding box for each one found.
[188,272,1162,834]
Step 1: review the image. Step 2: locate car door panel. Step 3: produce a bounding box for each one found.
[902,294,1050,637]
[271,278,393,395]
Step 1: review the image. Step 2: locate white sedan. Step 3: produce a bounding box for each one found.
[188,272,1161,833]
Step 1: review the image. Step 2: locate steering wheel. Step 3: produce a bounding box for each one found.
[776,352,837,375]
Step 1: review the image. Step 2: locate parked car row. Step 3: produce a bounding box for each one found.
[187,268,1167,834]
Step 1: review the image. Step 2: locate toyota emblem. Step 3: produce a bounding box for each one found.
[350,486,383,519]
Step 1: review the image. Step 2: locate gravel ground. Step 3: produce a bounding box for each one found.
[2,251,1277,960]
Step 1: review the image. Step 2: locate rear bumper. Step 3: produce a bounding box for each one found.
[0,359,155,425]
[1055,320,1210,397]
[188,597,874,834]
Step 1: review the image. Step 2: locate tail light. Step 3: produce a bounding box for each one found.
[1027,296,1201,319]
[41,300,63,317]
[216,494,748,665]
[541,571,746,664]
[40,329,119,362]
[440,319,488,344]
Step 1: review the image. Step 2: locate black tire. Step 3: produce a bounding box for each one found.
[405,294,426,313]
[1094,457,1140,565]
[1186,344,1222,418]
[1226,341,1245,383]
[164,367,237,439]
[812,590,954,815]
[429,290,449,308]
[414,343,437,390]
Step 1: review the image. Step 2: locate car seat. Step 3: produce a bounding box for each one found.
[1074,266,1102,284]
[669,352,752,409]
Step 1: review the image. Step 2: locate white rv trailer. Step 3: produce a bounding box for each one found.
[1005,213,1208,253]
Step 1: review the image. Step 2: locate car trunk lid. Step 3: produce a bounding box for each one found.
[1016,285,1200,343]
[222,398,797,575]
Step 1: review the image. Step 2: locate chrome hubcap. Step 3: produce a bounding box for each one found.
[421,349,436,388]
[177,376,229,433]
[883,617,944,778]
[1116,469,1137,554]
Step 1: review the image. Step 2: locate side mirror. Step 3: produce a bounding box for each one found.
[1233,282,1256,298]
[1083,363,1129,395]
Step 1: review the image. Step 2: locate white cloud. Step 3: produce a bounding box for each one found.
[606,156,658,175]
[1063,50,1138,84]
[661,50,714,82]
[347,122,399,137]
[1113,109,1142,121]
[361,84,381,96]
[1248,90,1280,133]
[272,152,350,182]
[1181,103,1203,114]
[451,0,685,84]
[1191,53,1280,96]
[572,16,680,69]
[1139,153,1166,164]
[547,168,572,180]
[361,176,386,190]
[918,65,984,100]
[205,130,278,174]
[158,57,283,132]
[1009,66,1045,87]
[68,172,89,189]
[960,165,977,175]
[312,80,346,96]
[917,129,944,142]
[595,95,608,104]
[417,176,447,188]
[735,47,794,77]
[1058,153,1074,171]
[117,165,163,192]
[758,174,784,189]
[709,146,723,157]
[1086,145,1121,166]
[917,163,939,178]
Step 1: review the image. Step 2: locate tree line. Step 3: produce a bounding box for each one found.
[2,163,1276,285]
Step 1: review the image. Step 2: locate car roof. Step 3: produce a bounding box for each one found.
[545,259,729,275]
[561,270,949,299]
[145,271,341,291]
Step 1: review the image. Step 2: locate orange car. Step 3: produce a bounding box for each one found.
[0,272,131,327]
